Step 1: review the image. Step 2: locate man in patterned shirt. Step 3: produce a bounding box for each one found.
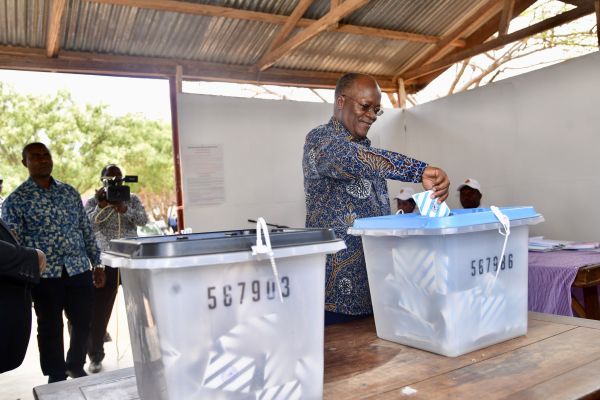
[2,142,103,383]
[85,163,148,374]
[303,73,450,325]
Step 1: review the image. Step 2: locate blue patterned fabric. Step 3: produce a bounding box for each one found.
[303,117,427,315]
[2,177,101,278]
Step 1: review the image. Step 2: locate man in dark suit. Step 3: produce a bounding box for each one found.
[0,219,46,373]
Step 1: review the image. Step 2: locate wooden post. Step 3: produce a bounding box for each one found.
[168,75,185,231]
[397,78,407,109]
[596,0,600,48]
[175,65,183,93]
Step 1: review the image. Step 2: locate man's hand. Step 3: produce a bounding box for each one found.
[112,202,127,214]
[93,267,106,288]
[421,166,450,203]
[36,249,46,273]
[95,188,109,209]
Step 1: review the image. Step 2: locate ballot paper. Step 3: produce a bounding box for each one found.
[412,190,451,217]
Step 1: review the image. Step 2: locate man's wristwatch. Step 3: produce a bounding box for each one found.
[94,264,105,270]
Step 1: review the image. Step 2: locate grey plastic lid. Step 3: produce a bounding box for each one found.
[106,228,340,258]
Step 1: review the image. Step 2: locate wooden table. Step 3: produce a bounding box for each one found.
[324,313,600,399]
[34,313,600,400]
[528,250,600,320]
[572,262,600,319]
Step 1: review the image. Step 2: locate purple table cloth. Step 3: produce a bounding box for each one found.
[528,250,600,317]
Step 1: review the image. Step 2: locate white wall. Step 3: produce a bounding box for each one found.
[178,51,599,240]
[177,94,332,231]
[381,51,600,241]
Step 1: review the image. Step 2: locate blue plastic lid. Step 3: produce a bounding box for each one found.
[348,206,544,236]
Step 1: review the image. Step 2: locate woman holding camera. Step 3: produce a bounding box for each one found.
[85,164,148,373]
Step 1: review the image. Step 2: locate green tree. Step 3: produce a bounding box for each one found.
[0,82,174,222]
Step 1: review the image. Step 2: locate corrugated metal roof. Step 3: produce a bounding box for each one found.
[0,0,48,47]
[62,1,280,63]
[201,0,296,15]
[57,0,485,70]
[343,0,476,36]
[274,29,428,76]
[273,0,484,75]
[0,0,553,92]
[61,2,276,65]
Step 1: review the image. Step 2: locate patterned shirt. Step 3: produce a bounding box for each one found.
[85,194,148,251]
[2,177,101,278]
[303,117,427,315]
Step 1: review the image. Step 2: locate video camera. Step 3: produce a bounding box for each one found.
[101,175,138,203]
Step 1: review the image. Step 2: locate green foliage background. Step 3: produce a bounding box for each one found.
[0,82,175,220]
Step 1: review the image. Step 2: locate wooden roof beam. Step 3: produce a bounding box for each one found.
[393,0,505,80]
[257,0,369,71]
[0,45,397,91]
[498,0,516,35]
[337,24,464,45]
[86,0,465,47]
[46,0,67,58]
[257,0,315,67]
[401,3,596,82]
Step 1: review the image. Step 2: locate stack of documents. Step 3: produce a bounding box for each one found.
[528,237,568,252]
[562,242,600,251]
[528,237,600,252]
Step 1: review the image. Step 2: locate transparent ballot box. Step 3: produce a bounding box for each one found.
[349,207,543,357]
[102,228,345,399]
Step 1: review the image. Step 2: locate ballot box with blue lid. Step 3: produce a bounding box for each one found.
[348,207,543,357]
[102,227,345,400]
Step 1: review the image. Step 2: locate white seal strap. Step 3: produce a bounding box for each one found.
[251,217,284,303]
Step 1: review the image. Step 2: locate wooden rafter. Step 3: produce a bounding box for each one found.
[397,79,406,109]
[394,0,505,80]
[0,45,397,91]
[175,64,183,93]
[498,0,516,35]
[46,0,67,58]
[337,24,465,46]
[86,0,465,48]
[258,0,315,67]
[257,0,369,71]
[401,4,596,82]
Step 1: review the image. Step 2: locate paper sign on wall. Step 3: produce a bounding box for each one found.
[183,145,225,206]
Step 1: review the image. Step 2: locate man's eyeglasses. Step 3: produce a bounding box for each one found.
[342,95,384,116]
